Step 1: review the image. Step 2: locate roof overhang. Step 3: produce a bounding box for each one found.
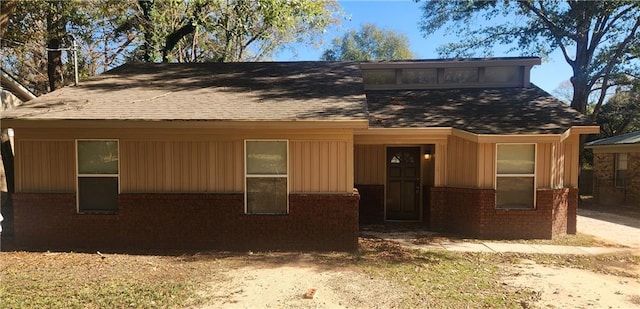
[585,143,640,153]
[354,125,600,144]
[1,119,370,130]
[360,57,541,70]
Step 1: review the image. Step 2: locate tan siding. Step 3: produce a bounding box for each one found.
[536,143,552,188]
[14,128,353,194]
[354,144,385,184]
[477,143,495,188]
[563,135,579,187]
[17,140,75,193]
[121,140,244,193]
[291,140,350,192]
[447,135,478,187]
[434,142,447,186]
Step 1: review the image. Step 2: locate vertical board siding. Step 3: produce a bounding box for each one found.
[291,141,349,193]
[550,141,565,188]
[121,140,243,193]
[354,144,385,184]
[477,143,495,188]
[562,135,579,187]
[537,143,552,188]
[447,136,478,187]
[121,141,167,192]
[17,140,75,193]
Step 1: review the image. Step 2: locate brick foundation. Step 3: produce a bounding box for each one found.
[12,192,359,252]
[430,187,577,239]
[355,184,384,224]
[593,152,640,208]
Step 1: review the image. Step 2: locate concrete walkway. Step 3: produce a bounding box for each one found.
[577,208,640,249]
[361,231,636,255]
[363,207,640,255]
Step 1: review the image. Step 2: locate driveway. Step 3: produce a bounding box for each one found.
[577,208,640,249]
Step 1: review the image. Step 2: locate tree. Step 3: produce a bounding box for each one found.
[321,23,415,61]
[596,86,640,137]
[117,0,341,63]
[418,1,640,117]
[1,0,134,94]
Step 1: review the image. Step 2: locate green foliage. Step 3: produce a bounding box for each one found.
[321,23,415,61]
[596,88,640,137]
[418,1,640,115]
[1,0,340,94]
[124,0,341,63]
[1,0,137,94]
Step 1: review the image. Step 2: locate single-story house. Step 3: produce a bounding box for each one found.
[586,131,640,208]
[0,57,599,251]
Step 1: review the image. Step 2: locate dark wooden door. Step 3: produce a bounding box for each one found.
[386,147,420,220]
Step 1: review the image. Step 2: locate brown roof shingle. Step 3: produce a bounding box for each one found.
[2,61,593,135]
[1,62,367,122]
[366,86,592,134]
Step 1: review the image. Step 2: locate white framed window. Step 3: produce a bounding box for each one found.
[615,153,628,188]
[496,144,536,209]
[76,140,119,213]
[244,140,288,214]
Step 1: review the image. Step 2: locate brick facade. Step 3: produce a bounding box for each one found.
[430,187,577,239]
[593,152,640,207]
[356,184,432,225]
[11,193,359,252]
[355,184,385,224]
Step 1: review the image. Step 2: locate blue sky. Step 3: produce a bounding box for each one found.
[275,0,572,95]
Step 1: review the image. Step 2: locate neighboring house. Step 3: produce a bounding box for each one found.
[0,57,598,251]
[586,131,640,208]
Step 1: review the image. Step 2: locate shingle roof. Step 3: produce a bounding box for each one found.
[586,131,640,146]
[366,86,592,134]
[2,61,593,135]
[0,62,367,121]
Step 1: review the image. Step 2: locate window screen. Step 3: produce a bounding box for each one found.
[245,140,288,214]
[77,140,119,213]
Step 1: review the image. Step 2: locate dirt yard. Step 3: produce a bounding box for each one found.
[2,238,639,308]
[504,258,640,309]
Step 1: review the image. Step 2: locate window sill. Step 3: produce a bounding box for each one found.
[77,211,118,215]
[495,207,536,211]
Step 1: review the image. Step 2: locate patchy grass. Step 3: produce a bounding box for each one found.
[415,232,622,248]
[0,251,228,308]
[356,238,539,308]
[1,240,638,309]
[516,253,640,278]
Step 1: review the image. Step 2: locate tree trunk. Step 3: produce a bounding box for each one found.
[46,1,66,91]
[1,130,15,238]
[139,0,154,62]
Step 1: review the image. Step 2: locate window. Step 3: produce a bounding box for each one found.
[496,144,535,209]
[485,66,521,83]
[245,140,288,214]
[444,68,478,83]
[402,69,437,84]
[615,153,628,188]
[77,140,119,213]
[363,70,396,85]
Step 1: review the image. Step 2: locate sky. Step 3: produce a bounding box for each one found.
[274,0,572,95]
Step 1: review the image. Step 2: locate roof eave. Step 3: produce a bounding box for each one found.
[1,118,370,130]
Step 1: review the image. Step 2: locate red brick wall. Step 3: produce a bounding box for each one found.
[593,152,640,208]
[430,187,577,239]
[12,193,359,252]
[355,184,384,224]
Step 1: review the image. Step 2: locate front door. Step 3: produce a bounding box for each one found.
[386,147,421,220]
